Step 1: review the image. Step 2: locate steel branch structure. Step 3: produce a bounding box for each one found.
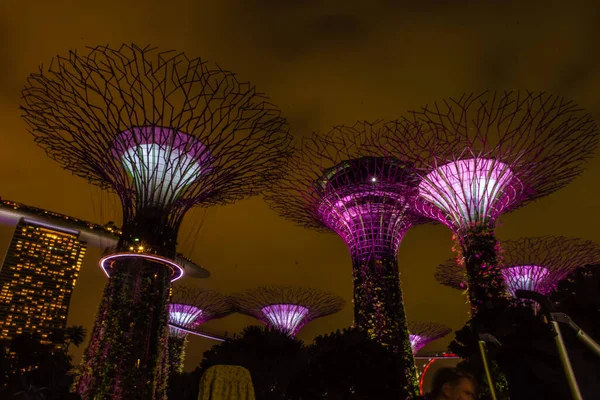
[407,321,452,355]
[21,43,290,400]
[382,91,598,316]
[264,121,429,395]
[232,286,344,337]
[167,286,231,375]
[436,236,600,298]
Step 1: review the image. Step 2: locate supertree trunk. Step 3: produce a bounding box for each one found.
[455,222,509,317]
[74,259,170,400]
[167,336,186,376]
[351,251,418,396]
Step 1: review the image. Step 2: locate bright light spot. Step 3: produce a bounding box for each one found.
[370,177,377,182]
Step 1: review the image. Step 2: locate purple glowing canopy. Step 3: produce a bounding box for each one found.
[435,236,600,296]
[167,286,231,338]
[232,286,345,337]
[169,303,204,338]
[378,91,598,233]
[315,157,422,257]
[418,157,520,230]
[260,304,310,336]
[111,126,212,207]
[501,265,550,296]
[407,321,452,355]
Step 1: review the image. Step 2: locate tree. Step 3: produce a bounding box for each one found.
[65,326,86,351]
[199,325,305,400]
[0,332,83,399]
[291,328,407,400]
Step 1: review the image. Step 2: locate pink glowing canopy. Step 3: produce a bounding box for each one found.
[501,265,551,296]
[168,303,204,338]
[318,191,412,257]
[111,126,212,206]
[418,157,520,230]
[260,303,310,336]
[409,334,427,355]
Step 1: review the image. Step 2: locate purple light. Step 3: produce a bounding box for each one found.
[409,334,427,355]
[260,304,309,336]
[418,158,520,229]
[501,265,551,296]
[99,252,184,282]
[318,191,411,257]
[168,304,204,338]
[166,323,225,342]
[111,126,212,206]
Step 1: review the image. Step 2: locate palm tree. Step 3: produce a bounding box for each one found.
[64,326,86,352]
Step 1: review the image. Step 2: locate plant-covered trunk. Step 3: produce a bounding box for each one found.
[455,222,509,317]
[167,335,186,376]
[351,251,418,396]
[74,258,170,400]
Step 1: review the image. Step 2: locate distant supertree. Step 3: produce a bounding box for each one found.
[232,286,344,337]
[21,44,290,400]
[264,122,430,395]
[407,321,452,355]
[167,286,231,375]
[381,91,598,316]
[436,236,600,297]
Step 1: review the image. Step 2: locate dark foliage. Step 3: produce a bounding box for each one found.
[0,331,83,399]
[451,264,600,400]
[291,327,408,400]
[199,325,306,400]
[551,264,600,340]
[166,367,203,400]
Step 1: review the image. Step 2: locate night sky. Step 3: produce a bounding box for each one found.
[1,0,600,371]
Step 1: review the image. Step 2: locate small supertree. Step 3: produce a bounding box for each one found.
[407,321,452,355]
[167,286,231,375]
[232,286,344,337]
[381,91,598,316]
[21,44,290,399]
[265,122,430,395]
[436,236,600,298]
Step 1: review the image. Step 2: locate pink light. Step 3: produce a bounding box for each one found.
[418,158,519,229]
[167,323,225,342]
[318,191,411,257]
[99,252,184,282]
[501,265,551,296]
[168,304,204,338]
[410,334,427,355]
[260,304,309,336]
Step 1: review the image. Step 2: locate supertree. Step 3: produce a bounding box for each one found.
[381,91,598,316]
[231,286,344,337]
[21,44,290,400]
[435,236,600,297]
[407,321,452,355]
[167,286,231,375]
[264,122,430,395]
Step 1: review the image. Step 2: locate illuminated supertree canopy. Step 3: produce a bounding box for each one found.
[436,236,600,298]
[167,286,231,375]
[21,43,291,400]
[264,121,428,396]
[407,321,452,355]
[380,91,598,316]
[232,286,344,337]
